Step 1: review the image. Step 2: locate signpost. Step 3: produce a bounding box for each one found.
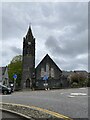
[13,74,17,91]
[43,75,48,81]
[43,75,48,90]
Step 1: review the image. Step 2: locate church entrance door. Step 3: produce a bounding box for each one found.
[26,78,30,88]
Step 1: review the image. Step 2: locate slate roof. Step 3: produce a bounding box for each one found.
[62,70,88,77]
[74,70,87,74]
[36,54,62,72]
[62,71,73,77]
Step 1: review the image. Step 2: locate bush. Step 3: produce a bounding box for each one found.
[87,79,90,87]
[71,82,79,88]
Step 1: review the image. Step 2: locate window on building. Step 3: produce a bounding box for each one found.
[51,68,54,78]
[41,68,45,77]
[46,64,50,77]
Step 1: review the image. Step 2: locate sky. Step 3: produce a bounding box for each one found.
[1,2,88,71]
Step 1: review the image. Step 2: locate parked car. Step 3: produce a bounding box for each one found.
[0,84,12,95]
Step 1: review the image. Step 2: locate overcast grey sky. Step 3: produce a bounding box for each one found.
[1,2,88,71]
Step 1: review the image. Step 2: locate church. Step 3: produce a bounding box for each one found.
[21,26,69,90]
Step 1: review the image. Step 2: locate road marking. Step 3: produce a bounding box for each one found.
[70,93,87,96]
[68,95,75,98]
[0,102,73,120]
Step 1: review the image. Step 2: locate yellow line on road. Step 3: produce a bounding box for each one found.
[0,102,73,120]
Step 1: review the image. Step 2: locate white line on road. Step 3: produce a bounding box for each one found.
[68,95,75,98]
[70,93,87,96]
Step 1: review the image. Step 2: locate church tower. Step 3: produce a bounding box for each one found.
[22,26,35,89]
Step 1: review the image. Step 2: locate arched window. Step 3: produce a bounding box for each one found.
[41,68,45,77]
[46,64,50,77]
[51,68,54,78]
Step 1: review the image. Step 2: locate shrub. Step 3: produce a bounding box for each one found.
[71,82,79,88]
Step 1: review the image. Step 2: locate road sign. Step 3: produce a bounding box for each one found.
[43,75,48,81]
[13,74,17,79]
[13,74,17,91]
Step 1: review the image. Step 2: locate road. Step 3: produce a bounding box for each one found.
[1,87,88,119]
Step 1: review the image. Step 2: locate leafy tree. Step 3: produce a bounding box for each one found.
[8,55,22,88]
[87,73,90,87]
[70,72,88,87]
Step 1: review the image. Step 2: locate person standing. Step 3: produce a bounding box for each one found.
[43,75,49,90]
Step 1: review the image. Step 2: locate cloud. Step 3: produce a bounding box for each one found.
[10,46,21,54]
[45,29,88,58]
[1,2,88,71]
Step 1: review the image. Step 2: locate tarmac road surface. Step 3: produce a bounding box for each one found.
[1,87,89,119]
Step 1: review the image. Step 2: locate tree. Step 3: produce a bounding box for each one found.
[69,72,88,88]
[8,55,22,88]
[87,73,90,87]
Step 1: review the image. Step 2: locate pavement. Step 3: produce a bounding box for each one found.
[0,110,28,120]
[1,87,89,119]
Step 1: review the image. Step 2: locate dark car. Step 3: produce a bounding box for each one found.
[0,84,12,95]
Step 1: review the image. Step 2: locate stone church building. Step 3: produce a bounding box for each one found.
[21,26,69,90]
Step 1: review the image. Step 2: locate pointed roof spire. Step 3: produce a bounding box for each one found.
[26,24,34,39]
[27,25,33,35]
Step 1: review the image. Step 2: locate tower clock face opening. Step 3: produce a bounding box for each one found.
[28,42,31,45]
